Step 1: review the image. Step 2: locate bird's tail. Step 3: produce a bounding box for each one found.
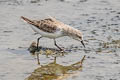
[21,16,34,25]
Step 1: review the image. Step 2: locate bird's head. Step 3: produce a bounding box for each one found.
[71,32,85,48]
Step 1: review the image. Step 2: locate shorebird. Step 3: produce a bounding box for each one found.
[21,16,85,51]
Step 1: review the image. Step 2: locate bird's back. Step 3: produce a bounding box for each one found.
[21,16,65,38]
[21,16,62,33]
[21,16,82,38]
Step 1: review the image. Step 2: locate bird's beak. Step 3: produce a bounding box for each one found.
[81,40,85,48]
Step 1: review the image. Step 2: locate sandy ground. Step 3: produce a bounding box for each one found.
[0,0,120,80]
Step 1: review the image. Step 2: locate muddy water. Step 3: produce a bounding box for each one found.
[0,0,120,80]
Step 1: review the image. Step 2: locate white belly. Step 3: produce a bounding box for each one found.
[30,25,63,39]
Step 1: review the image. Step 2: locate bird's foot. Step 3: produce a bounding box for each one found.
[59,49,65,56]
[35,46,40,52]
[38,62,40,65]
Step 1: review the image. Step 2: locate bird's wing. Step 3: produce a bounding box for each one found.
[21,16,61,33]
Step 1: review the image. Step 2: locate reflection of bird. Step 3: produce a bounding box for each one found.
[26,55,86,80]
[21,16,85,51]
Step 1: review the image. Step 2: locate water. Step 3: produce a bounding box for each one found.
[0,0,120,80]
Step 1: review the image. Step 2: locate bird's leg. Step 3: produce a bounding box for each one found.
[54,39,64,55]
[36,52,40,65]
[36,37,42,65]
[54,39,63,51]
[37,37,42,51]
[53,56,57,64]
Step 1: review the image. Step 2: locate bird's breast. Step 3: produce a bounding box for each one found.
[30,25,63,39]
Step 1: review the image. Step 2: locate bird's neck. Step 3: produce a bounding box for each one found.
[63,25,79,36]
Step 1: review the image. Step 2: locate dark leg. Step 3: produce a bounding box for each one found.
[37,37,42,51]
[36,37,42,65]
[37,52,40,65]
[53,56,57,64]
[54,39,63,51]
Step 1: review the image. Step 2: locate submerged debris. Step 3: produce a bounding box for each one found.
[28,41,67,56]
[28,41,68,64]
[102,40,120,48]
[96,40,120,53]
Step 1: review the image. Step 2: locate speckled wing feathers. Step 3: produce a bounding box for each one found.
[21,16,60,33]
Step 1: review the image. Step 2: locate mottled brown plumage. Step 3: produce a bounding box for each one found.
[21,16,85,65]
[21,16,59,33]
[21,16,85,48]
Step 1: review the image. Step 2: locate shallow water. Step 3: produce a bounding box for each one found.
[0,0,120,80]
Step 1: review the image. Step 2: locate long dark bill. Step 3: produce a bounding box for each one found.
[81,40,85,48]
